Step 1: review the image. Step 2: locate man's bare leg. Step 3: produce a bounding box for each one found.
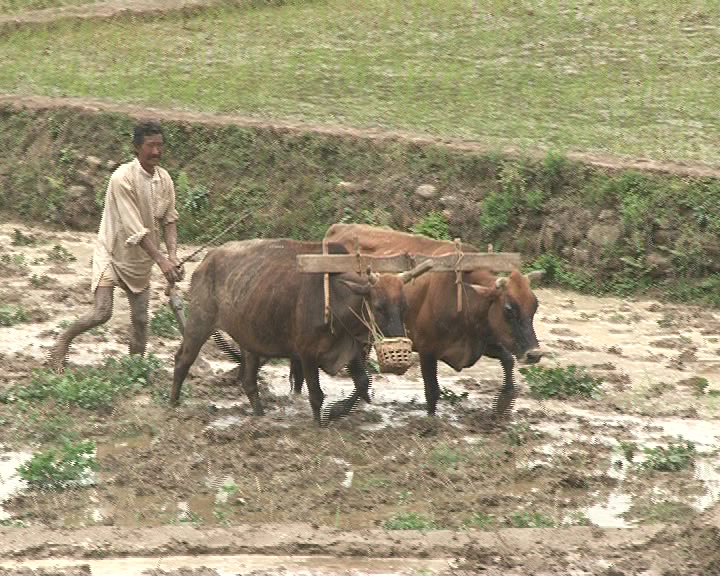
[48,286,114,372]
[126,287,150,356]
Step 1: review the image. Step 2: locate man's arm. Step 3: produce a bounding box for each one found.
[139,233,180,284]
[163,221,185,281]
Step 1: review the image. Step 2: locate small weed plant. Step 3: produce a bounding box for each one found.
[0,304,30,326]
[439,387,468,406]
[17,439,98,490]
[46,244,76,263]
[520,364,603,399]
[384,512,438,531]
[429,443,466,468]
[509,511,555,528]
[462,512,496,529]
[411,211,451,240]
[29,274,53,288]
[505,421,536,446]
[619,440,639,462]
[151,306,181,338]
[6,354,163,410]
[642,437,697,472]
[11,228,36,246]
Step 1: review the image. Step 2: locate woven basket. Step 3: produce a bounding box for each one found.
[374,337,413,375]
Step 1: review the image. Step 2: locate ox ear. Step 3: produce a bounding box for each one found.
[337,278,371,295]
[526,269,545,284]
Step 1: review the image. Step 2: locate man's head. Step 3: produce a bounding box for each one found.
[134,121,165,172]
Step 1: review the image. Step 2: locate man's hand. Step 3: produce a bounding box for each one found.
[159,257,183,284]
[169,256,186,281]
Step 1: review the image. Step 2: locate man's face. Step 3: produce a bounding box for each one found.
[136,133,164,168]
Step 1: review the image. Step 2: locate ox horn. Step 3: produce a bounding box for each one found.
[401,259,434,284]
[495,276,509,290]
[526,269,545,283]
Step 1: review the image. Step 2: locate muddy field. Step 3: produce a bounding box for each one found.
[1,220,719,575]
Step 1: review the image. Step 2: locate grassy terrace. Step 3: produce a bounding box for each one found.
[1,0,719,165]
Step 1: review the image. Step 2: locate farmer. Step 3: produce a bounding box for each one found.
[48,121,184,372]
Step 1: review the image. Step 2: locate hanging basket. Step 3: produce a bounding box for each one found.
[374,337,414,375]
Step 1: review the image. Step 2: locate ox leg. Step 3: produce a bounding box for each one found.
[240,352,265,416]
[420,354,441,416]
[301,359,325,424]
[487,345,517,418]
[290,356,304,394]
[322,352,372,423]
[171,322,214,407]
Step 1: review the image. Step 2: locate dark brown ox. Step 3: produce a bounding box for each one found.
[323,223,545,416]
[171,238,430,423]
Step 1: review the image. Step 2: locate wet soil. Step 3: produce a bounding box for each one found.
[0,221,719,575]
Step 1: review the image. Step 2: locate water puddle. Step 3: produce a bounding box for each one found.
[0,448,32,520]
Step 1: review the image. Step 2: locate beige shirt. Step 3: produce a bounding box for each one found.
[91,157,179,293]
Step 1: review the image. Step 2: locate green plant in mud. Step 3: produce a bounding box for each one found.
[642,437,697,472]
[46,244,76,263]
[11,228,36,246]
[7,354,163,410]
[509,510,555,528]
[520,364,603,399]
[438,387,468,406]
[151,305,182,338]
[29,273,54,288]
[428,443,466,468]
[411,211,451,240]
[383,512,438,531]
[462,512,496,529]
[1,252,30,275]
[505,421,537,446]
[0,303,30,326]
[16,439,98,490]
[618,440,639,462]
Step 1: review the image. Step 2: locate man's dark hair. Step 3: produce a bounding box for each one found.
[133,121,164,147]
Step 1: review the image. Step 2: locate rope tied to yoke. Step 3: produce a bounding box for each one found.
[454,238,464,313]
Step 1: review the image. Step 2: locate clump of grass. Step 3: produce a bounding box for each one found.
[0,303,30,326]
[462,512,496,529]
[411,211,451,240]
[11,228,36,246]
[428,443,466,468]
[46,244,76,263]
[520,364,603,399]
[505,422,537,446]
[17,439,98,490]
[509,511,555,528]
[151,305,182,338]
[642,437,697,472]
[29,273,54,288]
[383,512,438,531]
[439,387,468,406]
[4,354,163,411]
[619,440,639,462]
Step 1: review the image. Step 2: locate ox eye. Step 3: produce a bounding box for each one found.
[504,302,515,317]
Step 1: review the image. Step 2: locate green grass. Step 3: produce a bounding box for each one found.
[16,439,98,490]
[0,303,31,326]
[642,437,697,472]
[2,354,164,410]
[2,1,720,164]
[383,512,438,531]
[0,0,94,14]
[520,364,603,399]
